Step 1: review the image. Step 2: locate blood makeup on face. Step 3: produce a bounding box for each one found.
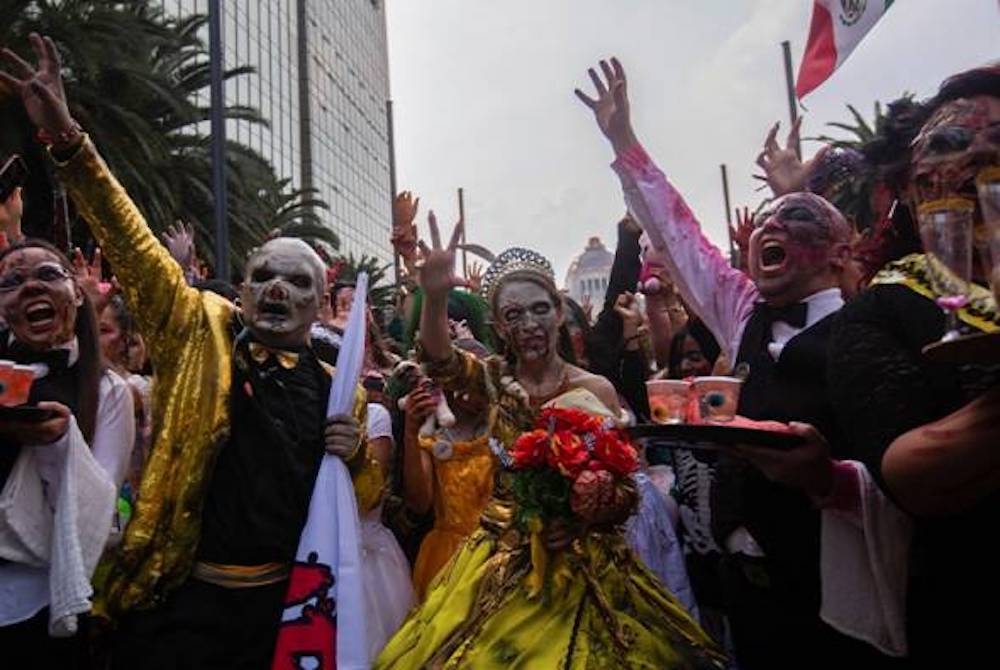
[0,247,80,351]
[495,280,560,363]
[909,95,1000,211]
[748,193,845,301]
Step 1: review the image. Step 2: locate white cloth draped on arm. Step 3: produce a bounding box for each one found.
[0,415,117,635]
[820,461,911,657]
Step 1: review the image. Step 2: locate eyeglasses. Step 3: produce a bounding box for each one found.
[0,263,73,292]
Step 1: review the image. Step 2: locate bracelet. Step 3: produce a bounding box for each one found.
[37,120,84,148]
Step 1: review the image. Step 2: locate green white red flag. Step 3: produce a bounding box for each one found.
[796,0,894,98]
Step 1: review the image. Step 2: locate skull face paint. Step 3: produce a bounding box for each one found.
[495,279,562,364]
[747,192,850,305]
[908,96,1000,206]
[0,246,82,351]
[908,95,1000,282]
[240,238,326,348]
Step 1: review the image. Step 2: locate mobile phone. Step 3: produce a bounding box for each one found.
[0,155,28,204]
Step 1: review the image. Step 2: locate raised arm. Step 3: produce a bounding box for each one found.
[0,34,208,368]
[576,58,757,360]
[416,211,467,362]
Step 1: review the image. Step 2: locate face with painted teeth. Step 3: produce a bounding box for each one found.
[0,247,82,350]
[907,95,1000,282]
[748,192,851,306]
[240,238,326,349]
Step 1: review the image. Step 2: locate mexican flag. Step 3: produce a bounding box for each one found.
[796,0,894,98]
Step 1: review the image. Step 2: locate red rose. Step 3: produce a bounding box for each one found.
[538,407,601,434]
[592,433,639,476]
[547,430,590,478]
[511,430,550,469]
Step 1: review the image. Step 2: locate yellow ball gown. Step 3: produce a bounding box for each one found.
[376,351,726,669]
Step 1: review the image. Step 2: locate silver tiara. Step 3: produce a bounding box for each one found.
[481,247,556,303]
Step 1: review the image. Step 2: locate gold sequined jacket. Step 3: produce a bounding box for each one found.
[56,139,381,616]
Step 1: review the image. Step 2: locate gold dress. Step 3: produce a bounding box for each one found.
[375,350,725,669]
[411,432,494,600]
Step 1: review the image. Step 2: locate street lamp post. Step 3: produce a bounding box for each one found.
[209,0,229,278]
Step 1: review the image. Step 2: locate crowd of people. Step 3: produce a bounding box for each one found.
[0,32,998,670]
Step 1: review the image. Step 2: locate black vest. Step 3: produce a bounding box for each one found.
[711,307,842,609]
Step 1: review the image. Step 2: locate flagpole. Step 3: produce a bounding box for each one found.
[720,163,735,266]
[781,40,801,160]
[458,187,467,278]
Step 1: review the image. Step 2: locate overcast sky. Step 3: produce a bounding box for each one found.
[385,0,999,284]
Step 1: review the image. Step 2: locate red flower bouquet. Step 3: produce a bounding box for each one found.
[509,407,639,529]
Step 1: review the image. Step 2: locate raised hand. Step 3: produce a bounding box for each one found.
[754,118,829,197]
[392,191,420,264]
[72,246,118,313]
[416,211,467,300]
[0,33,77,146]
[162,220,196,270]
[579,293,594,323]
[613,291,644,341]
[575,57,638,154]
[466,260,484,294]
[730,206,755,270]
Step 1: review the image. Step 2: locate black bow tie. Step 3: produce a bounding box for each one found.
[5,340,72,375]
[755,301,809,329]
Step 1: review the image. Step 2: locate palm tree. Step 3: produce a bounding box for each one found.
[0,0,329,276]
[336,252,395,315]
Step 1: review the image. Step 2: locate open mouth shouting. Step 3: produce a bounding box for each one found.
[22,298,58,333]
[758,238,789,275]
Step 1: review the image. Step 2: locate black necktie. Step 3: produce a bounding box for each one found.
[755,301,808,329]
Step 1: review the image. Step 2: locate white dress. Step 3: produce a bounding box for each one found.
[361,404,416,659]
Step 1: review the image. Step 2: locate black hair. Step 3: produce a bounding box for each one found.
[667,318,720,379]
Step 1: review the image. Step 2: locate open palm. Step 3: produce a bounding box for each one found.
[0,33,75,139]
[575,57,637,154]
[417,211,467,299]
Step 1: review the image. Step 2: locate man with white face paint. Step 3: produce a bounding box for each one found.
[0,34,381,668]
[579,59,896,668]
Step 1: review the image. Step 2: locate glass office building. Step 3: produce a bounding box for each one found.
[160,0,393,265]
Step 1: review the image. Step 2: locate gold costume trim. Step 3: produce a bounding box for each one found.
[191,561,290,588]
[871,253,999,333]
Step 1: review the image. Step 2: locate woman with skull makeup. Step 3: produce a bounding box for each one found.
[0,34,382,668]
[375,211,723,669]
[0,238,134,665]
[827,65,1000,666]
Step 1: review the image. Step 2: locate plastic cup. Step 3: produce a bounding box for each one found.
[0,361,35,407]
[691,376,743,423]
[646,379,690,424]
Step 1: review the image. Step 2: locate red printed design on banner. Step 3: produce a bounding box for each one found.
[272,553,337,670]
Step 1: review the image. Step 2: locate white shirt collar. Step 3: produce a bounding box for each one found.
[800,288,844,328]
[766,288,844,361]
